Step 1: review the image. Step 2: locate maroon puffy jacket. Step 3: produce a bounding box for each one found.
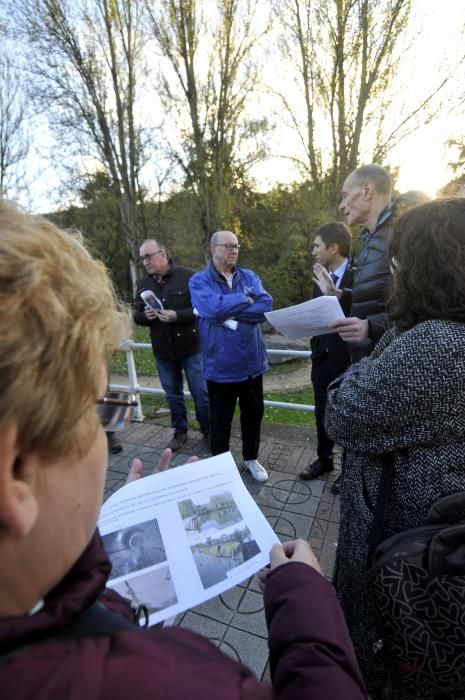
[0,532,366,700]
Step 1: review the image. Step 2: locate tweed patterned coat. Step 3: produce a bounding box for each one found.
[326,320,465,699]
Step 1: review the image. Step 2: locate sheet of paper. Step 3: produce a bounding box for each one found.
[98,453,279,625]
[141,290,164,311]
[265,295,344,339]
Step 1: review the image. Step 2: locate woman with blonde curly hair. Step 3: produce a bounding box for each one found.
[0,198,366,699]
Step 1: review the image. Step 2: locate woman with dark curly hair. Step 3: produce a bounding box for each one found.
[326,198,465,699]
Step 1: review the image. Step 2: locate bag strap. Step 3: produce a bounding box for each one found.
[0,602,141,666]
[368,452,395,555]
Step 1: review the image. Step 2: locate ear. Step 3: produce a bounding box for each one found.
[0,424,39,538]
[363,181,374,200]
[328,242,339,256]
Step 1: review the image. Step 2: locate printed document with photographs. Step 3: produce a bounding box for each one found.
[98,452,279,625]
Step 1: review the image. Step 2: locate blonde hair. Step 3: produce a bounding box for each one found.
[0,198,129,460]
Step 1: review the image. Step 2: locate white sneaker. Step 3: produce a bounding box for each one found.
[242,459,269,482]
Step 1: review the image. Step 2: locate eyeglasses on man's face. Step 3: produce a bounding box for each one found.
[97,391,138,432]
[215,243,240,250]
[140,250,164,262]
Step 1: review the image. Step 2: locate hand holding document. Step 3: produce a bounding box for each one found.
[99,452,279,625]
[141,290,164,311]
[265,296,345,339]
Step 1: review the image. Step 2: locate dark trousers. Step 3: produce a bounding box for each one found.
[207,375,264,461]
[311,363,345,462]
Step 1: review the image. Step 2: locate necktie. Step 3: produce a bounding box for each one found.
[330,272,338,285]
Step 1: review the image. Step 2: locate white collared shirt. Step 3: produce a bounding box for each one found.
[330,258,349,289]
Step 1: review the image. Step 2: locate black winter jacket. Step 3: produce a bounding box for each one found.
[133,263,200,360]
[340,209,392,361]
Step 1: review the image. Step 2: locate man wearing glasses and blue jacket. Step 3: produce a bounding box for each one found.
[189,231,272,482]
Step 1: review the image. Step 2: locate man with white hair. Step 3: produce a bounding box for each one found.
[189,231,272,482]
[314,164,393,361]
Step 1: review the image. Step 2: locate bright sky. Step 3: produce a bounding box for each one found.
[386,1,465,196]
[8,0,465,210]
[392,119,458,198]
[251,0,465,198]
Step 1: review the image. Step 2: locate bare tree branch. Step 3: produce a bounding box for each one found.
[0,54,30,196]
[14,0,151,289]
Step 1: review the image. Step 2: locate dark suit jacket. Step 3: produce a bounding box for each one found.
[310,262,354,375]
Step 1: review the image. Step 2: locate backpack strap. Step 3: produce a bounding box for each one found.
[0,602,141,666]
[368,452,394,555]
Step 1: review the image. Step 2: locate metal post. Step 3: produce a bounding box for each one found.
[124,340,144,422]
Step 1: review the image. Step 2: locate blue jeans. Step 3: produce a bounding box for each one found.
[155,353,210,435]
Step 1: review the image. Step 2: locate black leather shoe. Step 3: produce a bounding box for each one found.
[299,458,334,480]
[331,474,342,495]
[167,432,188,452]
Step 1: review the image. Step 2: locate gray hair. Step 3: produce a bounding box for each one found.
[350,164,392,197]
[140,238,166,251]
[210,230,235,246]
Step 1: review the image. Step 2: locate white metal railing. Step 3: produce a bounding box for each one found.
[110,340,314,422]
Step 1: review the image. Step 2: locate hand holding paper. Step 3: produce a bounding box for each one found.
[265,296,345,339]
[99,453,279,625]
[258,539,322,591]
[332,316,369,344]
[141,289,164,312]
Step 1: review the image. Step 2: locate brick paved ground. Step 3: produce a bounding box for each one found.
[105,416,341,682]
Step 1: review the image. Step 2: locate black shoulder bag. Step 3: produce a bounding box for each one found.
[367,453,465,697]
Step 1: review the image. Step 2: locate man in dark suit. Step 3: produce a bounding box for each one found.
[300,222,353,494]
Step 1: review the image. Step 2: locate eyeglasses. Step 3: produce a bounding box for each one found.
[215,243,240,250]
[141,250,164,262]
[96,391,138,432]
